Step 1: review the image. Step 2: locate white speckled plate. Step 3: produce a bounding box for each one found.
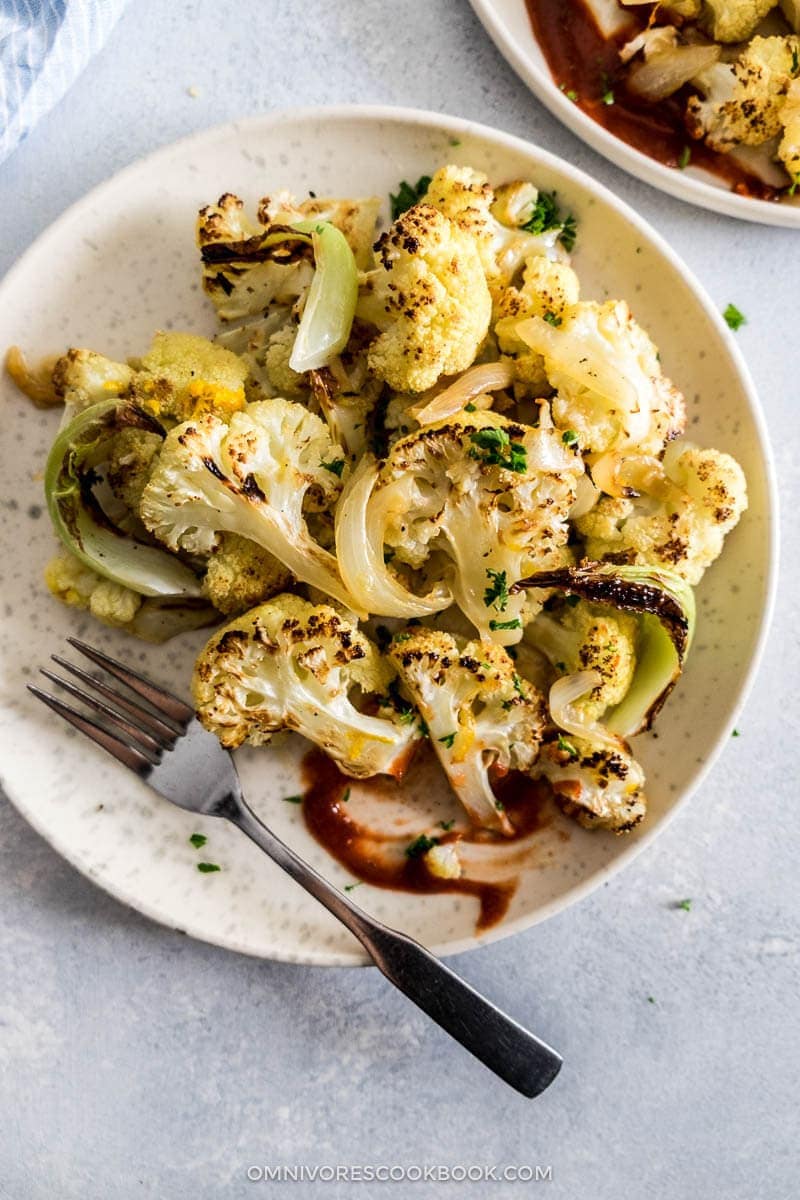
[0,106,777,965]
[470,0,800,228]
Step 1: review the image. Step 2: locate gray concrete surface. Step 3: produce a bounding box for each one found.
[0,2,797,1196]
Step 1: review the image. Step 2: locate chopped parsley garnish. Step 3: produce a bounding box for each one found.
[513,673,524,696]
[189,833,207,849]
[418,718,430,738]
[464,402,477,412]
[543,310,562,327]
[469,427,527,473]
[341,788,351,803]
[449,137,461,147]
[678,145,691,170]
[559,83,578,102]
[676,898,692,911]
[282,794,303,804]
[390,175,432,220]
[561,429,578,446]
[438,732,457,749]
[197,862,221,873]
[440,819,455,831]
[732,728,740,737]
[789,173,800,196]
[321,458,345,477]
[723,303,746,331]
[344,881,362,892]
[489,617,522,631]
[557,735,577,756]
[393,632,412,643]
[483,567,509,611]
[559,214,577,253]
[405,833,440,858]
[647,996,656,1005]
[601,76,615,106]
[523,191,577,252]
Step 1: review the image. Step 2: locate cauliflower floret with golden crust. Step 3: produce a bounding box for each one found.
[526,600,638,721]
[105,427,163,515]
[192,594,420,777]
[356,203,491,393]
[388,628,547,834]
[335,412,583,641]
[533,730,647,832]
[52,348,134,413]
[687,36,800,152]
[130,331,247,423]
[494,259,581,399]
[45,551,142,626]
[779,77,800,181]
[421,165,570,283]
[516,300,686,456]
[575,444,748,585]
[202,533,293,615]
[701,0,779,42]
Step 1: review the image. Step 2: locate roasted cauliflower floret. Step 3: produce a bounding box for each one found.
[516,300,686,456]
[45,550,142,627]
[526,600,638,721]
[421,165,571,283]
[779,77,800,180]
[192,595,420,776]
[130,331,247,423]
[687,36,800,151]
[388,628,547,834]
[201,533,293,615]
[52,348,134,413]
[335,412,583,641]
[356,203,491,393]
[533,731,647,833]
[105,427,163,515]
[701,0,779,42]
[494,258,581,399]
[576,444,747,585]
[140,397,358,610]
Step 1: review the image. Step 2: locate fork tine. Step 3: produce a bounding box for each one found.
[39,669,165,755]
[27,684,154,776]
[66,637,194,724]
[51,655,181,742]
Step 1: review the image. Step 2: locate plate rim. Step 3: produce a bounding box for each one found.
[469,0,800,228]
[0,103,780,965]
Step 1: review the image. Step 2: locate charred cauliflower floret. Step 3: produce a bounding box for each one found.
[421,165,571,283]
[335,412,583,641]
[575,444,747,585]
[140,397,358,611]
[52,348,134,413]
[687,36,800,152]
[700,0,779,42]
[779,77,800,180]
[202,533,293,615]
[356,203,491,393]
[516,300,686,456]
[192,594,420,776]
[388,628,547,834]
[526,600,638,722]
[533,731,647,833]
[494,258,581,399]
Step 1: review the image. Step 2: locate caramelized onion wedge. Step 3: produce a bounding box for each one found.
[628,43,720,102]
[5,346,61,408]
[45,400,203,598]
[412,362,514,426]
[514,562,695,736]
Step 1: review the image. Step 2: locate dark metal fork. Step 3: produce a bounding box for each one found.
[29,637,562,1098]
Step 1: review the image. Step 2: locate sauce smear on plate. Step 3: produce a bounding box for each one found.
[300,748,556,931]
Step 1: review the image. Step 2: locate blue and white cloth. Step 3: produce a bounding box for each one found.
[1,0,127,164]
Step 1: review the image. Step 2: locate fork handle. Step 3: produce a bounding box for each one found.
[227,796,562,1098]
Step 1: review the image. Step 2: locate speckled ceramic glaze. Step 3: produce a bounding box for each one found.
[0,107,777,965]
[470,0,800,229]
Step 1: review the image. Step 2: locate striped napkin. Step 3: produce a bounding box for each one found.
[1,0,127,164]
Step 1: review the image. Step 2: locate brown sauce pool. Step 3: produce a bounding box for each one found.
[526,0,781,201]
[300,747,557,932]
